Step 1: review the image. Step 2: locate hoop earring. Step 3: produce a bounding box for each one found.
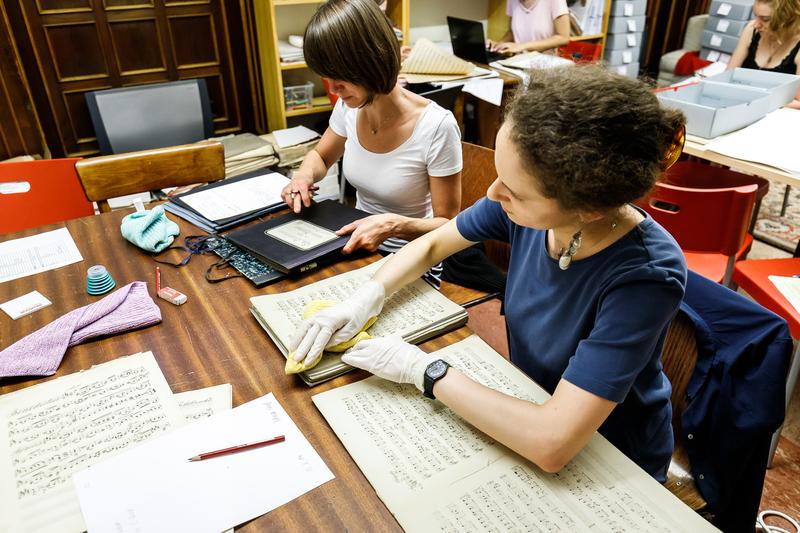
[558,230,583,270]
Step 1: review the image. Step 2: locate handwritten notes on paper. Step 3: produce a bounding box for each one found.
[0,352,185,533]
[266,220,339,251]
[0,228,83,284]
[75,394,334,533]
[313,335,718,532]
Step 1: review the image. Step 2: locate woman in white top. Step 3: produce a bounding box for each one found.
[490,0,570,54]
[282,0,462,259]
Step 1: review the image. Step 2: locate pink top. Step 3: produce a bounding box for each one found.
[506,0,568,45]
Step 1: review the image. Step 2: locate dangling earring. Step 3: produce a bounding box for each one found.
[558,230,582,270]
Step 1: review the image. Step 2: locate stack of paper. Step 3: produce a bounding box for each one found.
[164,170,290,233]
[570,0,604,35]
[250,258,469,385]
[210,133,278,177]
[263,131,320,168]
[278,40,304,63]
[400,38,483,84]
[0,352,232,533]
[496,51,574,70]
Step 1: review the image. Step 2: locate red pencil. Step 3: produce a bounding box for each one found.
[188,435,286,462]
[155,266,161,292]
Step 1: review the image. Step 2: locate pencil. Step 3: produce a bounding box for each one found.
[155,266,161,292]
[188,435,286,462]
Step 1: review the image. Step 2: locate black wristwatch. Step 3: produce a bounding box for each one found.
[423,359,451,400]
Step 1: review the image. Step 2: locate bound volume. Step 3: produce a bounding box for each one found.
[250,259,469,386]
[226,199,369,275]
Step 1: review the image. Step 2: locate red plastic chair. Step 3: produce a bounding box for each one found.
[0,158,93,234]
[732,258,800,465]
[639,181,758,286]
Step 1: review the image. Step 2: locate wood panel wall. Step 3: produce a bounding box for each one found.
[6,0,256,157]
[0,2,45,159]
[642,0,711,75]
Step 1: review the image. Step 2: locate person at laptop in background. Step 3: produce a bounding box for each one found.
[727,0,800,109]
[290,66,688,482]
[489,0,570,54]
[282,0,462,282]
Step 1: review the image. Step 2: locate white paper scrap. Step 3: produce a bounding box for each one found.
[717,19,730,32]
[74,393,334,533]
[272,126,320,149]
[0,290,51,319]
[0,228,83,284]
[462,77,504,106]
[717,3,732,15]
[769,276,800,315]
[624,3,634,16]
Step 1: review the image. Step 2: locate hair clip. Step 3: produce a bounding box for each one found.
[662,124,686,170]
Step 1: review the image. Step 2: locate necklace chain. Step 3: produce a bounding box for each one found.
[556,212,620,270]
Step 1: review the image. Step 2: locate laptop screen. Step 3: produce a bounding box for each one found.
[447,16,490,64]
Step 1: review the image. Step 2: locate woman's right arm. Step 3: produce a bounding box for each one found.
[283,127,346,213]
[727,22,756,70]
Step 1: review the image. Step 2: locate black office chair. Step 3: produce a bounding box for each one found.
[85,79,214,155]
[407,83,462,113]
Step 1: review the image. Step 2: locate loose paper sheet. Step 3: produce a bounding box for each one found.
[265,220,339,251]
[175,383,233,422]
[0,228,82,284]
[0,352,185,533]
[0,290,51,319]
[495,51,573,70]
[312,335,718,533]
[272,126,320,149]
[769,276,800,315]
[461,78,504,106]
[75,393,334,533]
[401,38,474,76]
[181,172,290,221]
[706,108,800,176]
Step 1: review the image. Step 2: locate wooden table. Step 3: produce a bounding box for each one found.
[0,209,484,531]
[684,137,800,188]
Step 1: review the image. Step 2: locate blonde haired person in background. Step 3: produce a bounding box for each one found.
[729,0,800,108]
[489,0,570,54]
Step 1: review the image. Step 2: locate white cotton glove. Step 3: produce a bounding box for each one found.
[341,335,439,392]
[289,280,386,366]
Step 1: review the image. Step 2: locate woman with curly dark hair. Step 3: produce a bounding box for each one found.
[290,66,687,481]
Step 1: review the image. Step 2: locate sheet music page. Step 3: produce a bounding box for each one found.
[266,220,339,251]
[74,393,334,533]
[175,383,233,422]
[0,352,185,533]
[312,335,718,533]
[180,172,290,221]
[401,38,474,75]
[250,258,464,353]
[0,228,83,284]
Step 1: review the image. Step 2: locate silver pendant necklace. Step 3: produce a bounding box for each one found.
[556,216,619,270]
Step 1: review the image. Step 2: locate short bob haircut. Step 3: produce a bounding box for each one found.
[505,66,685,213]
[304,0,400,106]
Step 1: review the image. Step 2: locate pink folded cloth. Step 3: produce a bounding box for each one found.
[0,281,161,378]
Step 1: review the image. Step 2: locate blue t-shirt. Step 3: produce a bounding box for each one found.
[456,198,687,481]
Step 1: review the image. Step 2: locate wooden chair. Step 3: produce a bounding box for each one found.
[660,312,709,512]
[0,158,94,233]
[75,141,224,213]
[461,141,510,270]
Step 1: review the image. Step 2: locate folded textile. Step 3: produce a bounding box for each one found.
[121,205,180,253]
[674,51,712,76]
[0,282,161,378]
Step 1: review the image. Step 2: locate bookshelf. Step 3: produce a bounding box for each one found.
[486,0,612,59]
[254,0,410,131]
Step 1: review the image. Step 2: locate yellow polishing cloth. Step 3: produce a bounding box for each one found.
[285,300,378,375]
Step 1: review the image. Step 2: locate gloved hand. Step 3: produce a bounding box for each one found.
[289,280,385,366]
[341,335,439,392]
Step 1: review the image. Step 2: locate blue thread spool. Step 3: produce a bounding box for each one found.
[86,265,116,296]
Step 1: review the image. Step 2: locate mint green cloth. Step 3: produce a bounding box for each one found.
[120,205,179,253]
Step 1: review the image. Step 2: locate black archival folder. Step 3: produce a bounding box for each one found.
[225,200,370,274]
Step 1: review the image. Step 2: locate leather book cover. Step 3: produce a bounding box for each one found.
[225,200,369,274]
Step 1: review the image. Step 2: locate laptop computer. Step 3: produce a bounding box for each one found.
[447,16,507,64]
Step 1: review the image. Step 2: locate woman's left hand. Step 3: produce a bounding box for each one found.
[337,213,399,254]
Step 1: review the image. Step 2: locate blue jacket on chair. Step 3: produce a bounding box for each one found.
[679,271,792,533]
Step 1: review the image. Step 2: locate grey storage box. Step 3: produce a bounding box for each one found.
[605,47,641,65]
[707,16,750,37]
[606,32,643,50]
[609,0,647,17]
[701,30,738,54]
[607,15,646,34]
[709,0,752,20]
[704,68,800,111]
[657,82,769,138]
[700,48,732,63]
[610,61,640,78]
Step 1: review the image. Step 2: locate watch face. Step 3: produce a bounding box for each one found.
[427,360,448,379]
